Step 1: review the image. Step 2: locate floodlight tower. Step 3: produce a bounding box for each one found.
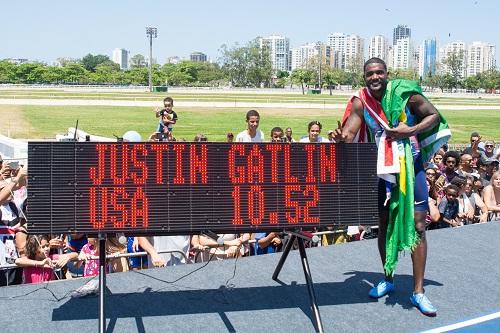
[317,41,322,91]
[146,27,158,92]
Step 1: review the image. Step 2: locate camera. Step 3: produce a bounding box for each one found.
[9,161,19,169]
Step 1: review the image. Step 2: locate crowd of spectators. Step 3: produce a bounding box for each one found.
[425,132,500,229]
[1,99,499,287]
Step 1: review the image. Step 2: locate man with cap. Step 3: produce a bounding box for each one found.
[476,157,499,183]
[484,158,499,182]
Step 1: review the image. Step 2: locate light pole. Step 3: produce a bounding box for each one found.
[317,42,322,92]
[146,27,157,92]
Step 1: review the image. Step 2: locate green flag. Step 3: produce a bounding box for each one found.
[381,79,451,276]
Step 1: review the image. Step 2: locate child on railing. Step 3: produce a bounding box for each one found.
[15,235,54,283]
[15,234,78,284]
[78,237,100,277]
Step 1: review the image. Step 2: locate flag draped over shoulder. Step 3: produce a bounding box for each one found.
[343,79,451,276]
[381,80,451,163]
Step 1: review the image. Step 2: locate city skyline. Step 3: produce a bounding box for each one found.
[1,0,498,66]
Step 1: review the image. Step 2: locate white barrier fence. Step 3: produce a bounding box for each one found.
[0,133,27,162]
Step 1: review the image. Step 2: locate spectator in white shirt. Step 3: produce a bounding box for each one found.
[236,110,264,143]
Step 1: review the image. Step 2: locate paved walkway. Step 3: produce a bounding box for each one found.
[1,98,499,110]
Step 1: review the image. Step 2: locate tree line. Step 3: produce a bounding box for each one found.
[0,53,226,87]
[1,41,499,93]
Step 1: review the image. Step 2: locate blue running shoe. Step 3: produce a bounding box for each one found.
[368,280,394,298]
[410,293,437,317]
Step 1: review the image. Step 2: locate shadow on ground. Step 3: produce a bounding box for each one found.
[51,270,443,333]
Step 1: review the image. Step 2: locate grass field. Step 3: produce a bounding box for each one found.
[1,103,499,143]
[1,88,499,143]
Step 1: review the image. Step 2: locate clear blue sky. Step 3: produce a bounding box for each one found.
[1,0,498,65]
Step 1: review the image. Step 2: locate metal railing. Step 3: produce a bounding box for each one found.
[0,249,187,271]
[0,228,383,272]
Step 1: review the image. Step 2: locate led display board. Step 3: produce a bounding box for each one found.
[28,142,378,235]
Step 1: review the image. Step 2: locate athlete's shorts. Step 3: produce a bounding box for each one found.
[378,153,429,213]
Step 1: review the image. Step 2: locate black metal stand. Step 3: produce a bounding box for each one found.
[98,234,106,333]
[272,231,324,333]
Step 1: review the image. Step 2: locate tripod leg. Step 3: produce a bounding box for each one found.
[272,234,296,281]
[297,237,324,333]
[99,235,107,333]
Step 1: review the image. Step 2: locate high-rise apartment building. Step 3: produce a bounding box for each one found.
[392,37,413,69]
[291,43,318,71]
[259,35,290,72]
[418,39,437,78]
[439,41,467,78]
[393,25,411,45]
[291,43,334,71]
[190,52,207,62]
[327,33,346,69]
[327,33,364,69]
[368,35,389,61]
[345,34,364,69]
[467,42,496,77]
[112,48,129,70]
[319,44,334,69]
[386,45,394,70]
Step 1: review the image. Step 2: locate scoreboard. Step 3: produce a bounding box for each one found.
[27,142,378,235]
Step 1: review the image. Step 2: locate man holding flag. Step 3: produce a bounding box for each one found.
[334,58,451,317]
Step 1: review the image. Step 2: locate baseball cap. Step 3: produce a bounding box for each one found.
[484,158,499,165]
